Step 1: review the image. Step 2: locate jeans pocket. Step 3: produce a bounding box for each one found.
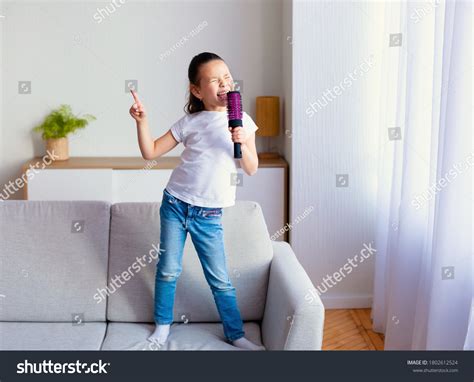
[163,188,177,204]
[201,207,223,219]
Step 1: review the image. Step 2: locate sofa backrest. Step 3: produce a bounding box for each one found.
[107,201,273,323]
[0,201,110,322]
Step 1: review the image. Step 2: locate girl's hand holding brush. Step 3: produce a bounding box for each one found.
[228,126,250,147]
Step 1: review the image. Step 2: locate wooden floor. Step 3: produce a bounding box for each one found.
[322,309,385,350]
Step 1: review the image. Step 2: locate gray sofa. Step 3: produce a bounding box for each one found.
[0,200,324,350]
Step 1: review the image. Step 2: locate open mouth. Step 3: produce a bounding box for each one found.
[217,91,229,101]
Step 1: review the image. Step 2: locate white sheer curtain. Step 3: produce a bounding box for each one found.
[372,0,472,350]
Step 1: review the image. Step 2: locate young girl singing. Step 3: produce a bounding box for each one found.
[129,52,264,350]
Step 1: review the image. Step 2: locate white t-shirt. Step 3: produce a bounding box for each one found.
[165,110,259,208]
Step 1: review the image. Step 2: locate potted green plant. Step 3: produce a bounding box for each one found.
[33,104,96,160]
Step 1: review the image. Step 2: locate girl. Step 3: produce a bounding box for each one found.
[129,52,264,350]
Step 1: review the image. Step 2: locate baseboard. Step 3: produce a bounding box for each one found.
[319,294,373,309]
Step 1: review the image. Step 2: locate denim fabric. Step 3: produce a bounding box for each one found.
[154,188,245,342]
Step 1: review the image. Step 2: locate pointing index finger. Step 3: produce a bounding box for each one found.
[130,89,140,104]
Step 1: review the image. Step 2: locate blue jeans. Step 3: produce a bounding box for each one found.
[154,188,245,342]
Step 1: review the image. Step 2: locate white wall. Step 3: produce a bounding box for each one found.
[290,0,385,308]
[0,0,283,199]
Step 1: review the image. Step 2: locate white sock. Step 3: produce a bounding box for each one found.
[147,324,170,345]
[232,337,265,351]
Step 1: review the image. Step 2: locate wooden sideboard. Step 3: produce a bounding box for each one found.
[21,156,289,241]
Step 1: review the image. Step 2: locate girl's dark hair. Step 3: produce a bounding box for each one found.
[185,52,224,114]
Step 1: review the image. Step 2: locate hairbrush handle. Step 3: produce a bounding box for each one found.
[233,141,242,159]
[227,91,243,159]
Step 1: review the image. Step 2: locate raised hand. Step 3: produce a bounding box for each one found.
[129,89,147,122]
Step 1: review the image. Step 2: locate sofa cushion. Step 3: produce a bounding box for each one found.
[107,201,273,322]
[0,322,107,350]
[100,322,262,350]
[0,201,110,321]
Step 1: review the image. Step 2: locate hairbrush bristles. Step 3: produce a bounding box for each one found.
[226,91,243,158]
[226,91,243,126]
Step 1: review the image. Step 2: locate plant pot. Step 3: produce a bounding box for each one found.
[46,137,69,161]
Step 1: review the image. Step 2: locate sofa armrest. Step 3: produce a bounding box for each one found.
[261,241,325,350]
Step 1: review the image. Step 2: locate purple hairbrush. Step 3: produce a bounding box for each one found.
[226,91,243,159]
